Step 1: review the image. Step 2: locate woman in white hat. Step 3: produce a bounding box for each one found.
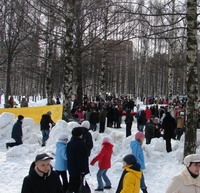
[166,154,200,193]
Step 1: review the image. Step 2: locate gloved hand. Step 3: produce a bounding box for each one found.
[90,160,95,166]
[81,172,85,178]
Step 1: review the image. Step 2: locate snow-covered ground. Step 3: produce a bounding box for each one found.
[0,98,199,193]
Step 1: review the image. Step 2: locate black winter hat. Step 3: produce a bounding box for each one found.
[123,154,137,165]
[35,153,53,162]
[72,127,83,137]
[18,115,24,121]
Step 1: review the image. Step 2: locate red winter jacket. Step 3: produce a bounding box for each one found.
[90,142,113,169]
[145,108,152,120]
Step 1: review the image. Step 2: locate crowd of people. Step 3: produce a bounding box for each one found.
[134,105,187,153]
[70,95,194,154]
[18,119,151,193]
[71,95,142,135]
[4,93,200,193]
[4,96,61,108]
[4,96,29,108]
[19,123,200,193]
[5,107,200,193]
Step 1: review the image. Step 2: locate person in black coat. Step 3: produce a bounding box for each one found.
[81,121,93,157]
[145,115,157,144]
[6,115,24,149]
[106,104,114,127]
[99,107,107,133]
[89,108,99,131]
[162,112,177,152]
[21,153,64,193]
[137,110,147,132]
[124,109,134,137]
[56,97,61,104]
[40,111,55,146]
[81,121,94,176]
[67,127,88,193]
[113,106,120,128]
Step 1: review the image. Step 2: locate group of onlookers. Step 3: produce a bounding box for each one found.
[5,109,200,193]
[20,121,115,193]
[19,120,150,193]
[20,124,200,193]
[71,97,136,131]
[4,93,200,193]
[7,109,149,193]
[71,104,123,133]
[134,105,188,153]
[19,135,200,193]
[70,101,190,154]
[4,96,28,108]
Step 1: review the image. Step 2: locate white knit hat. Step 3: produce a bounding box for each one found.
[81,121,90,129]
[183,154,200,167]
[58,133,69,141]
[102,136,111,143]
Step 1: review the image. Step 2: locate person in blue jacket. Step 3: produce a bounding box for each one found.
[130,131,148,193]
[6,115,24,149]
[55,133,69,192]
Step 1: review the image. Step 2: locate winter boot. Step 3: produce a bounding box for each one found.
[6,143,9,149]
[41,140,46,147]
[142,188,148,193]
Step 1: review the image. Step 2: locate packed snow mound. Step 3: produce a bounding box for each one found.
[46,120,80,147]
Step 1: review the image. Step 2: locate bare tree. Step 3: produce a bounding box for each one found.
[184,0,198,156]
[62,0,75,120]
[0,0,34,102]
[1,0,199,124]
[44,1,56,105]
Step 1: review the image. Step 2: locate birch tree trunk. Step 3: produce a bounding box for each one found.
[74,0,83,106]
[167,0,176,107]
[100,1,109,100]
[62,0,75,120]
[46,7,55,105]
[168,43,174,105]
[184,0,198,156]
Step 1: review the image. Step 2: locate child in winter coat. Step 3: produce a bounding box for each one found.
[55,133,69,192]
[130,132,148,193]
[116,154,142,193]
[90,136,113,191]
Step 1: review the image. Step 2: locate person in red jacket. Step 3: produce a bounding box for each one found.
[144,106,152,121]
[90,136,113,191]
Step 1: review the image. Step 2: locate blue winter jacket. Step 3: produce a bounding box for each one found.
[130,140,145,170]
[55,141,67,171]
